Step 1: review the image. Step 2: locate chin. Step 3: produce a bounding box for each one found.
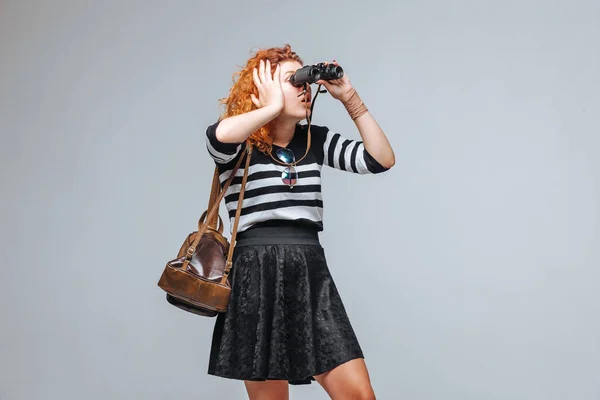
[299,106,311,119]
[281,108,311,122]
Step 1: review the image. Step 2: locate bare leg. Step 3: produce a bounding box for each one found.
[244,380,289,400]
[313,358,376,400]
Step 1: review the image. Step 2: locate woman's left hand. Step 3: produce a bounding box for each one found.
[316,61,354,103]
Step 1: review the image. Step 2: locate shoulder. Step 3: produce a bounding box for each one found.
[301,123,329,162]
[300,123,330,145]
[300,122,329,133]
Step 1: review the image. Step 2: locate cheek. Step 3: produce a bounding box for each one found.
[282,85,299,104]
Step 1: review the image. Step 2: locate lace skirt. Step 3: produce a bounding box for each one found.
[207,223,364,385]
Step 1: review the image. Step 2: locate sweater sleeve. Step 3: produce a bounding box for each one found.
[205,120,244,164]
[321,126,389,174]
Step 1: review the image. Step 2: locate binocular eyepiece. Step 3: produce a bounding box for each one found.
[290,62,344,87]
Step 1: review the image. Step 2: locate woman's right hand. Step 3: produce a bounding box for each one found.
[250,59,284,113]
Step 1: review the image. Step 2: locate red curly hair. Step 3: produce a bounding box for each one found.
[218,44,303,155]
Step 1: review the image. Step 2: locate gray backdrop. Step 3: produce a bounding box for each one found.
[1,0,599,399]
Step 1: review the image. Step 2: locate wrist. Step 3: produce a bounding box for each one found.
[264,103,283,118]
[339,88,355,104]
[342,88,368,120]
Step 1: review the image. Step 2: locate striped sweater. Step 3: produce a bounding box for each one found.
[205,120,389,234]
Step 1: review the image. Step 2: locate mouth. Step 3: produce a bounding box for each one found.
[299,90,312,103]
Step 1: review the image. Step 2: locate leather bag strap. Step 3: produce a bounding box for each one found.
[205,167,222,229]
[183,143,253,267]
[220,144,253,284]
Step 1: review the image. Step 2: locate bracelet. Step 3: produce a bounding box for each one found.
[342,88,368,120]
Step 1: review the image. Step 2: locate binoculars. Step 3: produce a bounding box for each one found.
[290,62,344,87]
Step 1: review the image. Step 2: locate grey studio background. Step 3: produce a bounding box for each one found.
[1,0,599,399]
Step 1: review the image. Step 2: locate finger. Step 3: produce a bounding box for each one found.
[251,93,260,107]
[252,67,264,96]
[252,67,260,86]
[317,78,336,84]
[258,59,266,84]
[265,59,272,81]
[274,63,281,84]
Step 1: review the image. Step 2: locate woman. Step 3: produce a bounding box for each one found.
[205,44,394,400]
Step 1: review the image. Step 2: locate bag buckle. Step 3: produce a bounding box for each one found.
[186,246,196,257]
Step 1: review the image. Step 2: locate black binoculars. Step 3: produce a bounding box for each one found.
[290,62,344,87]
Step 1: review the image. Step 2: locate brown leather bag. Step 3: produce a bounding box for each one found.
[157,144,253,317]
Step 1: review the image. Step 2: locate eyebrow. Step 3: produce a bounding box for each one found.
[283,71,296,76]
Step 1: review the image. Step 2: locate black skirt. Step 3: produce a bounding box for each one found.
[207,223,364,385]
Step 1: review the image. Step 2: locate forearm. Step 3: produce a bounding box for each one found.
[342,91,395,169]
[352,111,395,169]
[215,105,281,143]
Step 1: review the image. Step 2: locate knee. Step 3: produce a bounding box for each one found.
[353,385,376,400]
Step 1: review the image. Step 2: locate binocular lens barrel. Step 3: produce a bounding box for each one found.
[289,63,344,87]
[290,66,321,87]
[329,65,343,79]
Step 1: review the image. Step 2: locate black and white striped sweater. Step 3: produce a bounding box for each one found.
[205,120,389,234]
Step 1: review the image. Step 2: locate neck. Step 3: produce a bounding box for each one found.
[272,118,298,147]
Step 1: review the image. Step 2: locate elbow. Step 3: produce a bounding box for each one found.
[214,121,238,144]
[215,125,229,143]
[215,121,245,145]
[381,152,396,170]
[363,148,395,173]
[383,155,395,169]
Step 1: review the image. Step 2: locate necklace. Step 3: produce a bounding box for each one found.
[269,126,312,167]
